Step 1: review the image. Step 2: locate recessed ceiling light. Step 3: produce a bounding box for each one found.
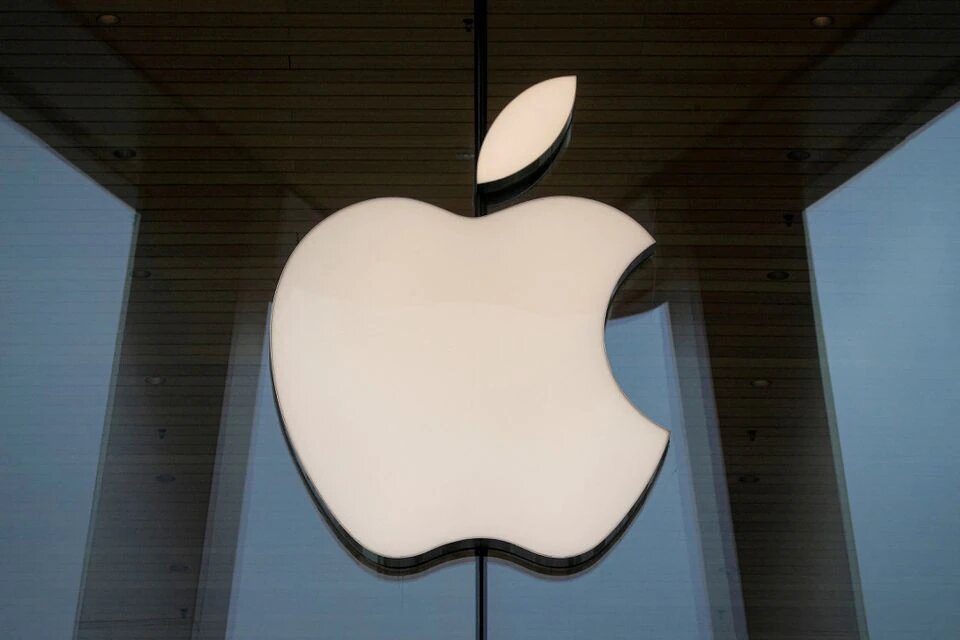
[97,14,120,26]
[738,474,760,484]
[766,270,790,281]
[811,16,834,28]
[751,379,771,388]
[155,474,176,483]
[144,375,166,386]
[112,147,137,160]
[168,563,190,573]
[455,151,475,160]
[132,268,151,279]
[786,149,811,162]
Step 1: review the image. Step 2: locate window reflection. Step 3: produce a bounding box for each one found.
[808,101,960,639]
[0,113,136,638]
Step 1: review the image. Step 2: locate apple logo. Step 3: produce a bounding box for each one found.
[270,76,669,575]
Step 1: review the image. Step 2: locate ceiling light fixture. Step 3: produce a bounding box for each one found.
[811,16,834,28]
[155,474,176,484]
[112,147,137,160]
[766,270,790,281]
[786,149,811,162]
[97,14,120,26]
[144,376,166,386]
[751,379,771,389]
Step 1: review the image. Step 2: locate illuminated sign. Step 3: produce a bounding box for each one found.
[271,77,668,574]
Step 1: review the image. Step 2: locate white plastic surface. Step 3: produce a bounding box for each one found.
[270,196,668,560]
[477,76,577,185]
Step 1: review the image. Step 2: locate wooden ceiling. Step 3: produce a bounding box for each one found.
[3,1,959,638]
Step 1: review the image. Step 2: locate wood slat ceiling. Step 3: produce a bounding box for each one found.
[3,1,959,638]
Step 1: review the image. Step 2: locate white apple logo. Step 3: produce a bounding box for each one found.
[270,76,669,575]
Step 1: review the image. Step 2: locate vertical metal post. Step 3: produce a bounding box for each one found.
[476,548,487,640]
[473,0,489,637]
[473,0,488,218]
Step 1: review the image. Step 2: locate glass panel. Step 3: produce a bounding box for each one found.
[807,102,960,639]
[484,3,747,636]
[2,4,476,638]
[0,113,136,638]
[2,3,959,639]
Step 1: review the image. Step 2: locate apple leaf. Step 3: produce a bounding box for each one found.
[476,76,576,187]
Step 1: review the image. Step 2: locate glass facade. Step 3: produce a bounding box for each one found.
[807,103,960,639]
[1,113,136,639]
[1,2,958,639]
